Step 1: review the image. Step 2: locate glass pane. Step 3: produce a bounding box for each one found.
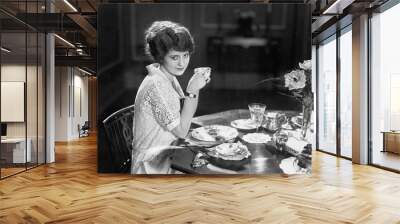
[340,28,352,158]
[38,33,45,165]
[27,30,38,169]
[1,30,27,177]
[317,36,337,154]
[371,4,400,171]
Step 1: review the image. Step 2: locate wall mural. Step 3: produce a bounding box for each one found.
[97,3,312,175]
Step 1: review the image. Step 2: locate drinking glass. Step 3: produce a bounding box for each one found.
[248,103,266,132]
[274,130,289,151]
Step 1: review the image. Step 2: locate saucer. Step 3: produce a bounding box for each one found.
[231,119,257,130]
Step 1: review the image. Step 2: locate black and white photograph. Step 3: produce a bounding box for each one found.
[4,0,400,222]
[98,3,312,175]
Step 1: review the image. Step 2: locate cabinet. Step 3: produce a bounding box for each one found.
[382,132,400,154]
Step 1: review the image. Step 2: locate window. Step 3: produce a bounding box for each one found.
[370,2,400,171]
[317,35,337,154]
[339,27,352,158]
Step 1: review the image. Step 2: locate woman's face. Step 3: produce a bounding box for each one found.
[161,50,190,76]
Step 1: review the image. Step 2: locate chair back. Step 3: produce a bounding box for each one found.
[103,105,135,172]
[82,121,90,130]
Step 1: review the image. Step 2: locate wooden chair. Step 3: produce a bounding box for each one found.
[103,105,135,173]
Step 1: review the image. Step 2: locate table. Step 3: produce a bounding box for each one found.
[381,131,400,154]
[171,109,312,175]
[1,138,32,164]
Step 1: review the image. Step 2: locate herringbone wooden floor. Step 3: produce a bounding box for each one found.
[1,134,400,224]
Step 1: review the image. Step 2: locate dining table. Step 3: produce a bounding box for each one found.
[170,109,312,175]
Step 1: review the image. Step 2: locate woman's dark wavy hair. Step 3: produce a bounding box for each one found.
[144,21,195,63]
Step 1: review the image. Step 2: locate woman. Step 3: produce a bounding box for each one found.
[131,21,211,174]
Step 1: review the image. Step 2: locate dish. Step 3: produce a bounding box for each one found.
[242,133,271,144]
[279,157,302,175]
[230,119,257,130]
[215,142,250,160]
[206,142,251,170]
[279,157,299,174]
[208,142,251,161]
[191,125,239,142]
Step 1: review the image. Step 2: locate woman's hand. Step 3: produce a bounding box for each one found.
[186,70,211,93]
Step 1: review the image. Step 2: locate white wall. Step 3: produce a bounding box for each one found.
[55,67,89,141]
[71,71,89,138]
[1,65,40,137]
[1,65,26,134]
[55,66,69,141]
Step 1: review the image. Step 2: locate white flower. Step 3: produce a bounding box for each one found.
[284,70,306,90]
[299,60,311,71]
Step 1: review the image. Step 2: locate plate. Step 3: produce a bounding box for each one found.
[206,142,251,170]
[208,142,251,161]
[191,125,239,142]
[230,119,257,130]
[242,133,271,144]
[279,157,309,175]
[279,157,300,175]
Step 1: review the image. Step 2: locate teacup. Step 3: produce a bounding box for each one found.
[194,67,211,79]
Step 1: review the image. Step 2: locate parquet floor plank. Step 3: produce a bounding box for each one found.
[1,134,400,223]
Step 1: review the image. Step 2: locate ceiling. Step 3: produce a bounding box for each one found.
[0,0,389,74]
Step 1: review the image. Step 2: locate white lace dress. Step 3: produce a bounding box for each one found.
[131,63,185,174]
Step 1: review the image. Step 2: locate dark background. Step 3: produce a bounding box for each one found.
[98,3,311,172]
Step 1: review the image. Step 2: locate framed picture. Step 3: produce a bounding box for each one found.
[98,3,312,175]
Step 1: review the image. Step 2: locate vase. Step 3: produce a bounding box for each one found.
[301,101,312,141]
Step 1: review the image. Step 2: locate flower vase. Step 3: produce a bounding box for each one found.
[301,102,312,141]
